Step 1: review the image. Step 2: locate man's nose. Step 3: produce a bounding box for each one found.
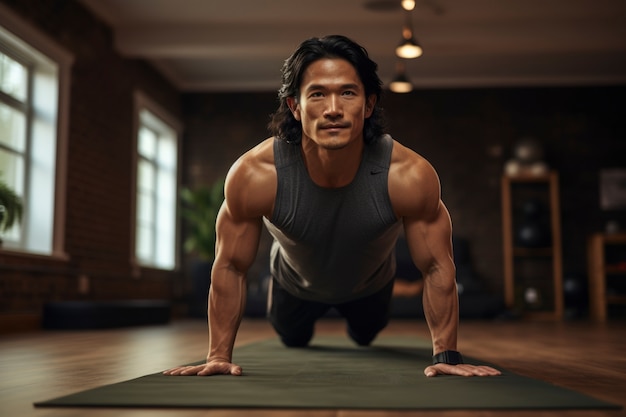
[324,95,343,118]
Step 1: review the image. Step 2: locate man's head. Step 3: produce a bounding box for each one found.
[268,35,385,144]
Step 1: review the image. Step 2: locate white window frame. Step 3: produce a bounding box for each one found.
[0,3,72,258]
[131,91,182,271]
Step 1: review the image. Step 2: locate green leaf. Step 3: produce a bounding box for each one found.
[179,178,225,260]
[0,178,24,233]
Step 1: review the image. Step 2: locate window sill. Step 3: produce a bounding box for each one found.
[0,247,70,262]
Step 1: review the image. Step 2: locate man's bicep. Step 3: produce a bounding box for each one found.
[403,202,454,276]
[214,201,263,274]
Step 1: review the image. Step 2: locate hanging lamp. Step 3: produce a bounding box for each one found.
[395,10,423,59]
[389,60,413,93]
[401,0,415,11]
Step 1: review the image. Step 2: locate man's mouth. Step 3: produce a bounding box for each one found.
[320,123,349,130]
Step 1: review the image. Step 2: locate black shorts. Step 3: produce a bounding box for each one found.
[268,278,395,347]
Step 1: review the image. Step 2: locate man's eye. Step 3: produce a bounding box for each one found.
[343,91,356,96]
[309,92,323,98]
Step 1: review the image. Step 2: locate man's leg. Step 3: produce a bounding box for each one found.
[335,279,395,346]
[268,278,330,347]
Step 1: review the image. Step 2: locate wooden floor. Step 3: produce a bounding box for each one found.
[2,317,625,417]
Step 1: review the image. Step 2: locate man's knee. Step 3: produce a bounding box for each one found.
[348,331,376,346]
[346,312,389,346]
[279,333,313,348]
[347,325,382,346]
[270,316,315,348]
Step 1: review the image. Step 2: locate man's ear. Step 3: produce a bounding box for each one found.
[365,94,377,118]
[286,96,301,121]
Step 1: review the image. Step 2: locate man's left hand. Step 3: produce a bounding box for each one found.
[424,363,501,377]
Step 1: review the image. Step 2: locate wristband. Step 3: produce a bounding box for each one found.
[432,350,464,365]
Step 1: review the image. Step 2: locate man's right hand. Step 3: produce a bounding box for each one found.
[163,360,242,376]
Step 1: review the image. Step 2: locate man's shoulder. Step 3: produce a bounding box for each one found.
[230,137,274,175]
[225,137,277,218]
[389,139,434,176]
[243,136,275,163]
[387,139,441,217]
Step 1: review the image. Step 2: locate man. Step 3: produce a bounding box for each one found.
[165,35,500,378]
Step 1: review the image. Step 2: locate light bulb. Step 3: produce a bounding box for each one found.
[401,0,415,11]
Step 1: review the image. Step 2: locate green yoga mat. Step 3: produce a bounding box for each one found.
[35,336,619,410]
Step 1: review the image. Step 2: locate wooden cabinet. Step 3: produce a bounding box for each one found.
[501,171,563,319]
[587,233,626,321]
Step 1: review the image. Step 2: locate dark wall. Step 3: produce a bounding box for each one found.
[182,86,626,295]
[0,0,182,320]
[386,86,626,290]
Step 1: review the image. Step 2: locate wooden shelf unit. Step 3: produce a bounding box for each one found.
[587,232,626,321]
[501,171,564,320]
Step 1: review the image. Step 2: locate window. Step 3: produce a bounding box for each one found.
[0,51,27,245]
[0,5,72,257]
[133,92,181,270]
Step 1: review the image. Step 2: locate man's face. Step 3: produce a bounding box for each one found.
[288,58,376,150]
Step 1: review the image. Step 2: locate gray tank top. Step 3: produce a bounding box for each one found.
[263,134,402,303]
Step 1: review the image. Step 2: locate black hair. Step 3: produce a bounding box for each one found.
[267,35,386,144]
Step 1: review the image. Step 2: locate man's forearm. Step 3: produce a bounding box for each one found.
[207,266,247,362]
[422,269,459,355]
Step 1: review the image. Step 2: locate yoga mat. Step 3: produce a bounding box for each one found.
[35,336,619,410]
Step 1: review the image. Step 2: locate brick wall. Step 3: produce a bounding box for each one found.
[0,0,182,325]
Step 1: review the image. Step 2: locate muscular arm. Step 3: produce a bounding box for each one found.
[206,199,262,370]
[404,201,457,357]
[164,138,276,376]
[390,141,499,377]
[396,157,458,358]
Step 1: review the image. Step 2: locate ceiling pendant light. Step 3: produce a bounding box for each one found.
[401,0,415,11]
[395,10,423,59]
[389,60,413,93]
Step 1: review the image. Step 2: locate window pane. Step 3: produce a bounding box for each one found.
[157,134,176,169]
[0,148,25,195]
[135,224,153,262]
[138,126,157,159]
[0,212,21,241]
[136,190,154,225]
[0,101,27,151]
[0,149,24,243]
[137,159,155,193]
[156,168,175,204]
[155,227,175,268]
[0,52,28,101]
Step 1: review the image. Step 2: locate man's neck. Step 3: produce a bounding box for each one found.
[300,137,364,188]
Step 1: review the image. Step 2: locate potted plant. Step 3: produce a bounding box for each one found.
[0,178,24,247]
[179,177,225,316]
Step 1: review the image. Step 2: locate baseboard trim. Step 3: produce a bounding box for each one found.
[42,300,171,329]
[0,313,41,334]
